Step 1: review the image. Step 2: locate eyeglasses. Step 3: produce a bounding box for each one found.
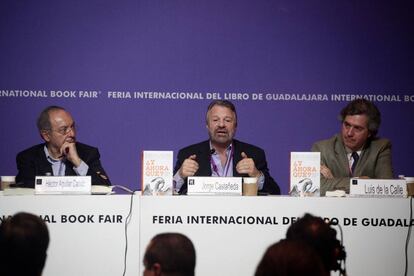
[50,123,76,135]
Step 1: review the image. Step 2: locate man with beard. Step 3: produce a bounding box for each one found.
[16,106,110,187]
[173,100,280,195]
[312,99,393,195]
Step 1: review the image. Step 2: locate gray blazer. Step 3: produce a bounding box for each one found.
[311,134,393,195]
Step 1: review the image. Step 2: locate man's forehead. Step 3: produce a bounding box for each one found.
[208,105,235,116]
[49,110,73,124]
[344,114,368,127]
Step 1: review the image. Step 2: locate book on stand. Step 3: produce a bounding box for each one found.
[290,152,320,197]
[142,151,173,195]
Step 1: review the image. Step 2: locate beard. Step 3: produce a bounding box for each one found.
[209,127,234,146]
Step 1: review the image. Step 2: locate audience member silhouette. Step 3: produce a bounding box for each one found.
[255,239,328,276]
[286,213,346,275]
[143,233,196,276]
[0,212,49,276]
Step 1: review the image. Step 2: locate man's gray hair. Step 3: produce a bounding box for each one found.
[339,99,381,137]
[205,100,237,126]
[37,106,66,131]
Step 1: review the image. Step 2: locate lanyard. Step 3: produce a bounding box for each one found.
[210,145,234,177]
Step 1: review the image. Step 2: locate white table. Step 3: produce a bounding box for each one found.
[1,195,413,276]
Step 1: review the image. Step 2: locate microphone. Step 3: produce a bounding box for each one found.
[96,171,111,186]
[210,148,216,155]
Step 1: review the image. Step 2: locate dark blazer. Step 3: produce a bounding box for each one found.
[16,142,111,188]
[173,139,280,195]
[311,134,393,195]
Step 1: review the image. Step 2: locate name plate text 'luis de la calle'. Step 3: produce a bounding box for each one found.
[350,178,407,197]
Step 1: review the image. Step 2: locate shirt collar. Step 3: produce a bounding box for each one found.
[44,145,61,163]
[209,141,232,155]
[344,144,364,154]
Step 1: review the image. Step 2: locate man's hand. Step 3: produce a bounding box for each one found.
[236,152,261,177]
[320,165,334,179]
[60,142,81,167]
[179,154,199,178]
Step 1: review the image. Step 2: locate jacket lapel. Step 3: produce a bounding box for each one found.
[196,141,212,176]
[354,140,371,176]
[335,135,351,176]
[232,140,244,177]
[36,144,54,176]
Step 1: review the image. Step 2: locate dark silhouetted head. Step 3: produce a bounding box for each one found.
[143,233,196,276]
[0,212,49,276]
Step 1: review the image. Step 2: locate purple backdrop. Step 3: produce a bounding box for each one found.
[1,1,413,194]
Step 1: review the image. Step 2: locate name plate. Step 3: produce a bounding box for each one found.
[187,177,242,196]
[35,176,91,195]
[350,179,407,197]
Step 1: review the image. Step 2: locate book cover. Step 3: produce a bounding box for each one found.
[290,152,320,197]
[141,151,173,195]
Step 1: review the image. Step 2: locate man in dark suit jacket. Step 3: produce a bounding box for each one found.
[312,99,393,195]
[173,100,280,195]
[16,106,110,188]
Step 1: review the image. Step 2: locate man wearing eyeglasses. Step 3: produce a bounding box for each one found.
[311,99,393,196]
[15,106,111,187]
